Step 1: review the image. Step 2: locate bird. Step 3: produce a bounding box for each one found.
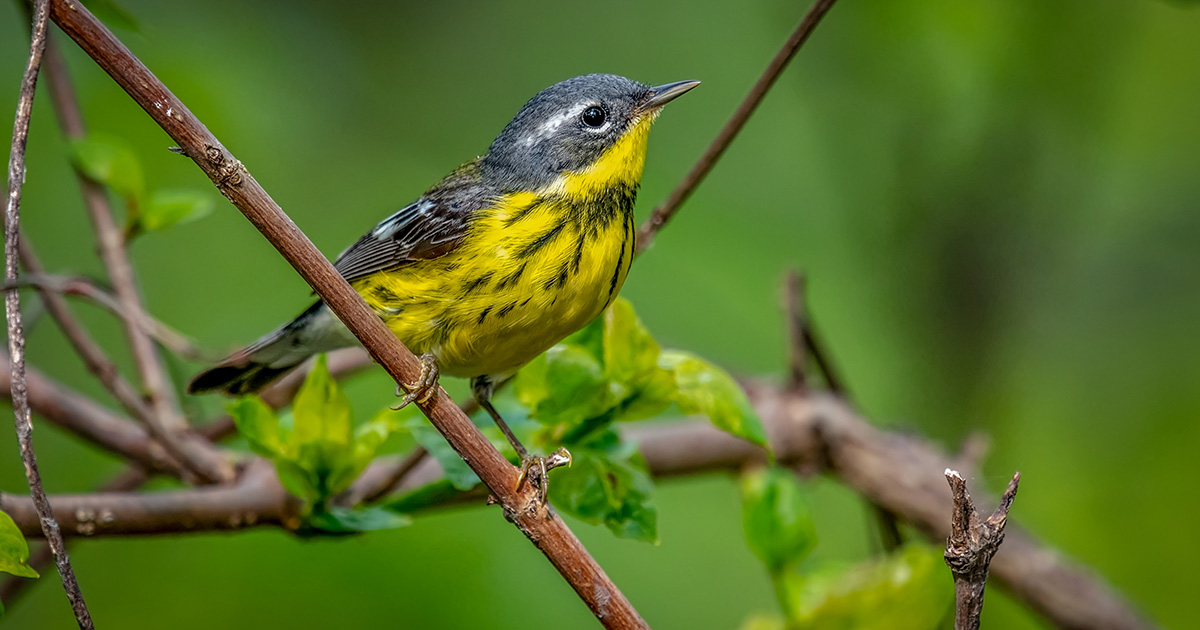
[189,73,699,497]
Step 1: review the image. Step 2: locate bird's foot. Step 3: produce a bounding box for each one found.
[516,447,572,503]
[391,352,440,410]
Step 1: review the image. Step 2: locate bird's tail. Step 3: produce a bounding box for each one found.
[188,302,349,396]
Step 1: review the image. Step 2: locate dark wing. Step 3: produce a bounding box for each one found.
[334,160,493,282]
[333,198,469,282]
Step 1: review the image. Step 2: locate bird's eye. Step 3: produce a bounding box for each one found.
[581,106,607,128]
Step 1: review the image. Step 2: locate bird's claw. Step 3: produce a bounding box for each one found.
[391,352,440,410]
[515,447,572,503]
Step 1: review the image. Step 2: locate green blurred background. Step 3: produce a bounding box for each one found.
[3,0,1198,627]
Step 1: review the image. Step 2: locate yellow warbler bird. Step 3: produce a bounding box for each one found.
[190,74,699,494]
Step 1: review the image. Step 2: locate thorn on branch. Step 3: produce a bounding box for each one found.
[944,468,1020,630]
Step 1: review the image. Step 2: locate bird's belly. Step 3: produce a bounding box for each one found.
[355,211,634,379]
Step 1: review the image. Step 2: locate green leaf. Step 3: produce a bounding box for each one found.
[783,543,953,629]
[550,446,658,543]
[741,467,817,575]
[598,297,662,387]
[293,355,353,447]
[275,458,320,502]
[402,411,481,491]
[288,355,358,498]
[607,365,675,423]
[661,349,768,449]
[142,189,213,232]
[69,135,145,209]
[0,510,39,579]
[82,0,140,32]
[515,344,611,428]
[305,506,411,534]
[227,396,285,458]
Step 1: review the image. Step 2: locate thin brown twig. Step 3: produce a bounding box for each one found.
[17,236,159,424]
[4,272,213,361]
[635,0,840,254]
[40,31,232,485]
[783,270,808,390]
[944,469,1020,630]
[782,269,896,551]
[800,312,846,395]
[49,3,647,626]
[4,0,93,625]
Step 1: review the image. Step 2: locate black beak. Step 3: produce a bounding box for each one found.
[639,80,701,112]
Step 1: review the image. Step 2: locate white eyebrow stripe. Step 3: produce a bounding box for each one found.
[520,103,591,147]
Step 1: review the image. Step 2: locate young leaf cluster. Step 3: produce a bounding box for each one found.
[228,356,408,533]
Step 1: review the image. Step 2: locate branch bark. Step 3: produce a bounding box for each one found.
[17,235,159,428]
[636,0,840,254]
[944,469,1019,630]
[4,0,93,626]
[0,354,185,476]
[47,3,647,627]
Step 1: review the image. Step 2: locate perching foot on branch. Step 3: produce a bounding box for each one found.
[471,375,571,503]
[517,447,572,503]
[943,468,1020,630]
[391,352,440,410]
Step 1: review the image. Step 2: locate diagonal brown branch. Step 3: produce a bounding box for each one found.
[636,0,839,254]
[47,2,647,626]
[4,0,93,626]
[40,32,232,485]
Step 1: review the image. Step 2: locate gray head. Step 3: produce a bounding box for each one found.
[482,74,699,191]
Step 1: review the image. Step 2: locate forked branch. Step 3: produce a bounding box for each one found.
[944,469,1020,630]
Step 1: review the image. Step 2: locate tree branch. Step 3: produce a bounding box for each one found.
[783,270,808,390]
[4,0,93,625]
[3,386,1148,630]
[944,469,1019,630]
[636,0,839,254]
[17,236,162,428]
[48,3,647,626]
[0,466,148,613]
[39,31,232,485]
[0,354,186,476]
[5,272,212,361]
